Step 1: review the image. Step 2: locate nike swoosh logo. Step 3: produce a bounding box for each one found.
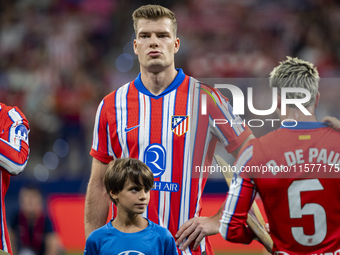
[124,125,140,132]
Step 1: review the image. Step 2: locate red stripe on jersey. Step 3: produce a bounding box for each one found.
[147,96,164,225]
[169,76,189,235]
[126,81,140,159]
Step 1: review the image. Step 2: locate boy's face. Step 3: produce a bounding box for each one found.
[133,17,180,73]
[111,178,150,214]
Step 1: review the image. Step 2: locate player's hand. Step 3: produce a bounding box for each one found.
[175,216,219,251]
[322,116,340,131]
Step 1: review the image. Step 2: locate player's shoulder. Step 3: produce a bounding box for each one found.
[0,102,13,113]
[0,103,27,120]
[194,79,219,94]
[191,79,228,107]
[100,81,133,110]
[322,124,340,136]
[103,81,133,99]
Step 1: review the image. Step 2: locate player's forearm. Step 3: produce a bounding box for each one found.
[219,175,255,244]
[84,179,111,238]
[220,188,255,243]
[220,216,254,244]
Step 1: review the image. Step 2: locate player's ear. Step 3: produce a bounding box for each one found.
[276,94,281,110]
[314,91,320,108]
[174,38,180,54]
[133,39,138,55]
[275,94,281,116]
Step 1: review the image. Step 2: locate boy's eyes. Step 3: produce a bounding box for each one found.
[130,187,150,192]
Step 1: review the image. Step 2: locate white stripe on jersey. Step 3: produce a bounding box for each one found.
[179,78,194,229]
[178,78,209,254]
[92,100,104,151]
[106,124,115,158]
[116,83,130,158]
[220,176,244,240]
[141,94,151,220]
[234,145,253,170]
[191,80,203,218]
[210,118,229,147]
[138,94,148,161]
[214,90,245,136]
[159,90,176,229]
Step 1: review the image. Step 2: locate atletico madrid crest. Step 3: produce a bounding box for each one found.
[171,115,189,137]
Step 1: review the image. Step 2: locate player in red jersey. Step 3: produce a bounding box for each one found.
[85,4,254,255]
[0,102,30,254]
[219,57,340,254]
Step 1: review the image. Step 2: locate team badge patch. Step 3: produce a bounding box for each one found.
[144,143,166,178]
[171,115,189,137]
[14,124,29,144]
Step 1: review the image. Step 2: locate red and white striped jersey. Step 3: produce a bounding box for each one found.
[0,102,30,254]
[91,69,252,254]
[220,122,340,255]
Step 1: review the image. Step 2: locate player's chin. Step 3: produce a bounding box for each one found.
[146,62,166,72]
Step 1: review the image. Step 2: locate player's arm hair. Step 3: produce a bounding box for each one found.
[85,158,111,239]
[230,134,255,159]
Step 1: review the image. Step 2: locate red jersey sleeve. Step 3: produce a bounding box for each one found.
[90,98,116,164]
[90,91,124,164]
[0,103,30,175]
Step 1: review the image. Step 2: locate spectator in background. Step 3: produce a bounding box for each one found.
[0,102,30,254]
[9,185,63,255]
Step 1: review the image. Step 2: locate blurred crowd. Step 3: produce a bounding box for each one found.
[0,0,339,182]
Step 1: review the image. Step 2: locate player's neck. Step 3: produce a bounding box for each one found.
[112,211,148,233]
[140,66,178,96]
[279,107,318,122]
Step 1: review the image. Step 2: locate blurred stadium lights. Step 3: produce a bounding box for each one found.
[124,41,137,59]
[43,152,59,170]
[34,164,49,182]
[34,139,70,182]
[53,139,69,158]
[116,53,134,72]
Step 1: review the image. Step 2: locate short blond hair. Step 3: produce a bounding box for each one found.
[269,56,320,107]
[132,4,177,36]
